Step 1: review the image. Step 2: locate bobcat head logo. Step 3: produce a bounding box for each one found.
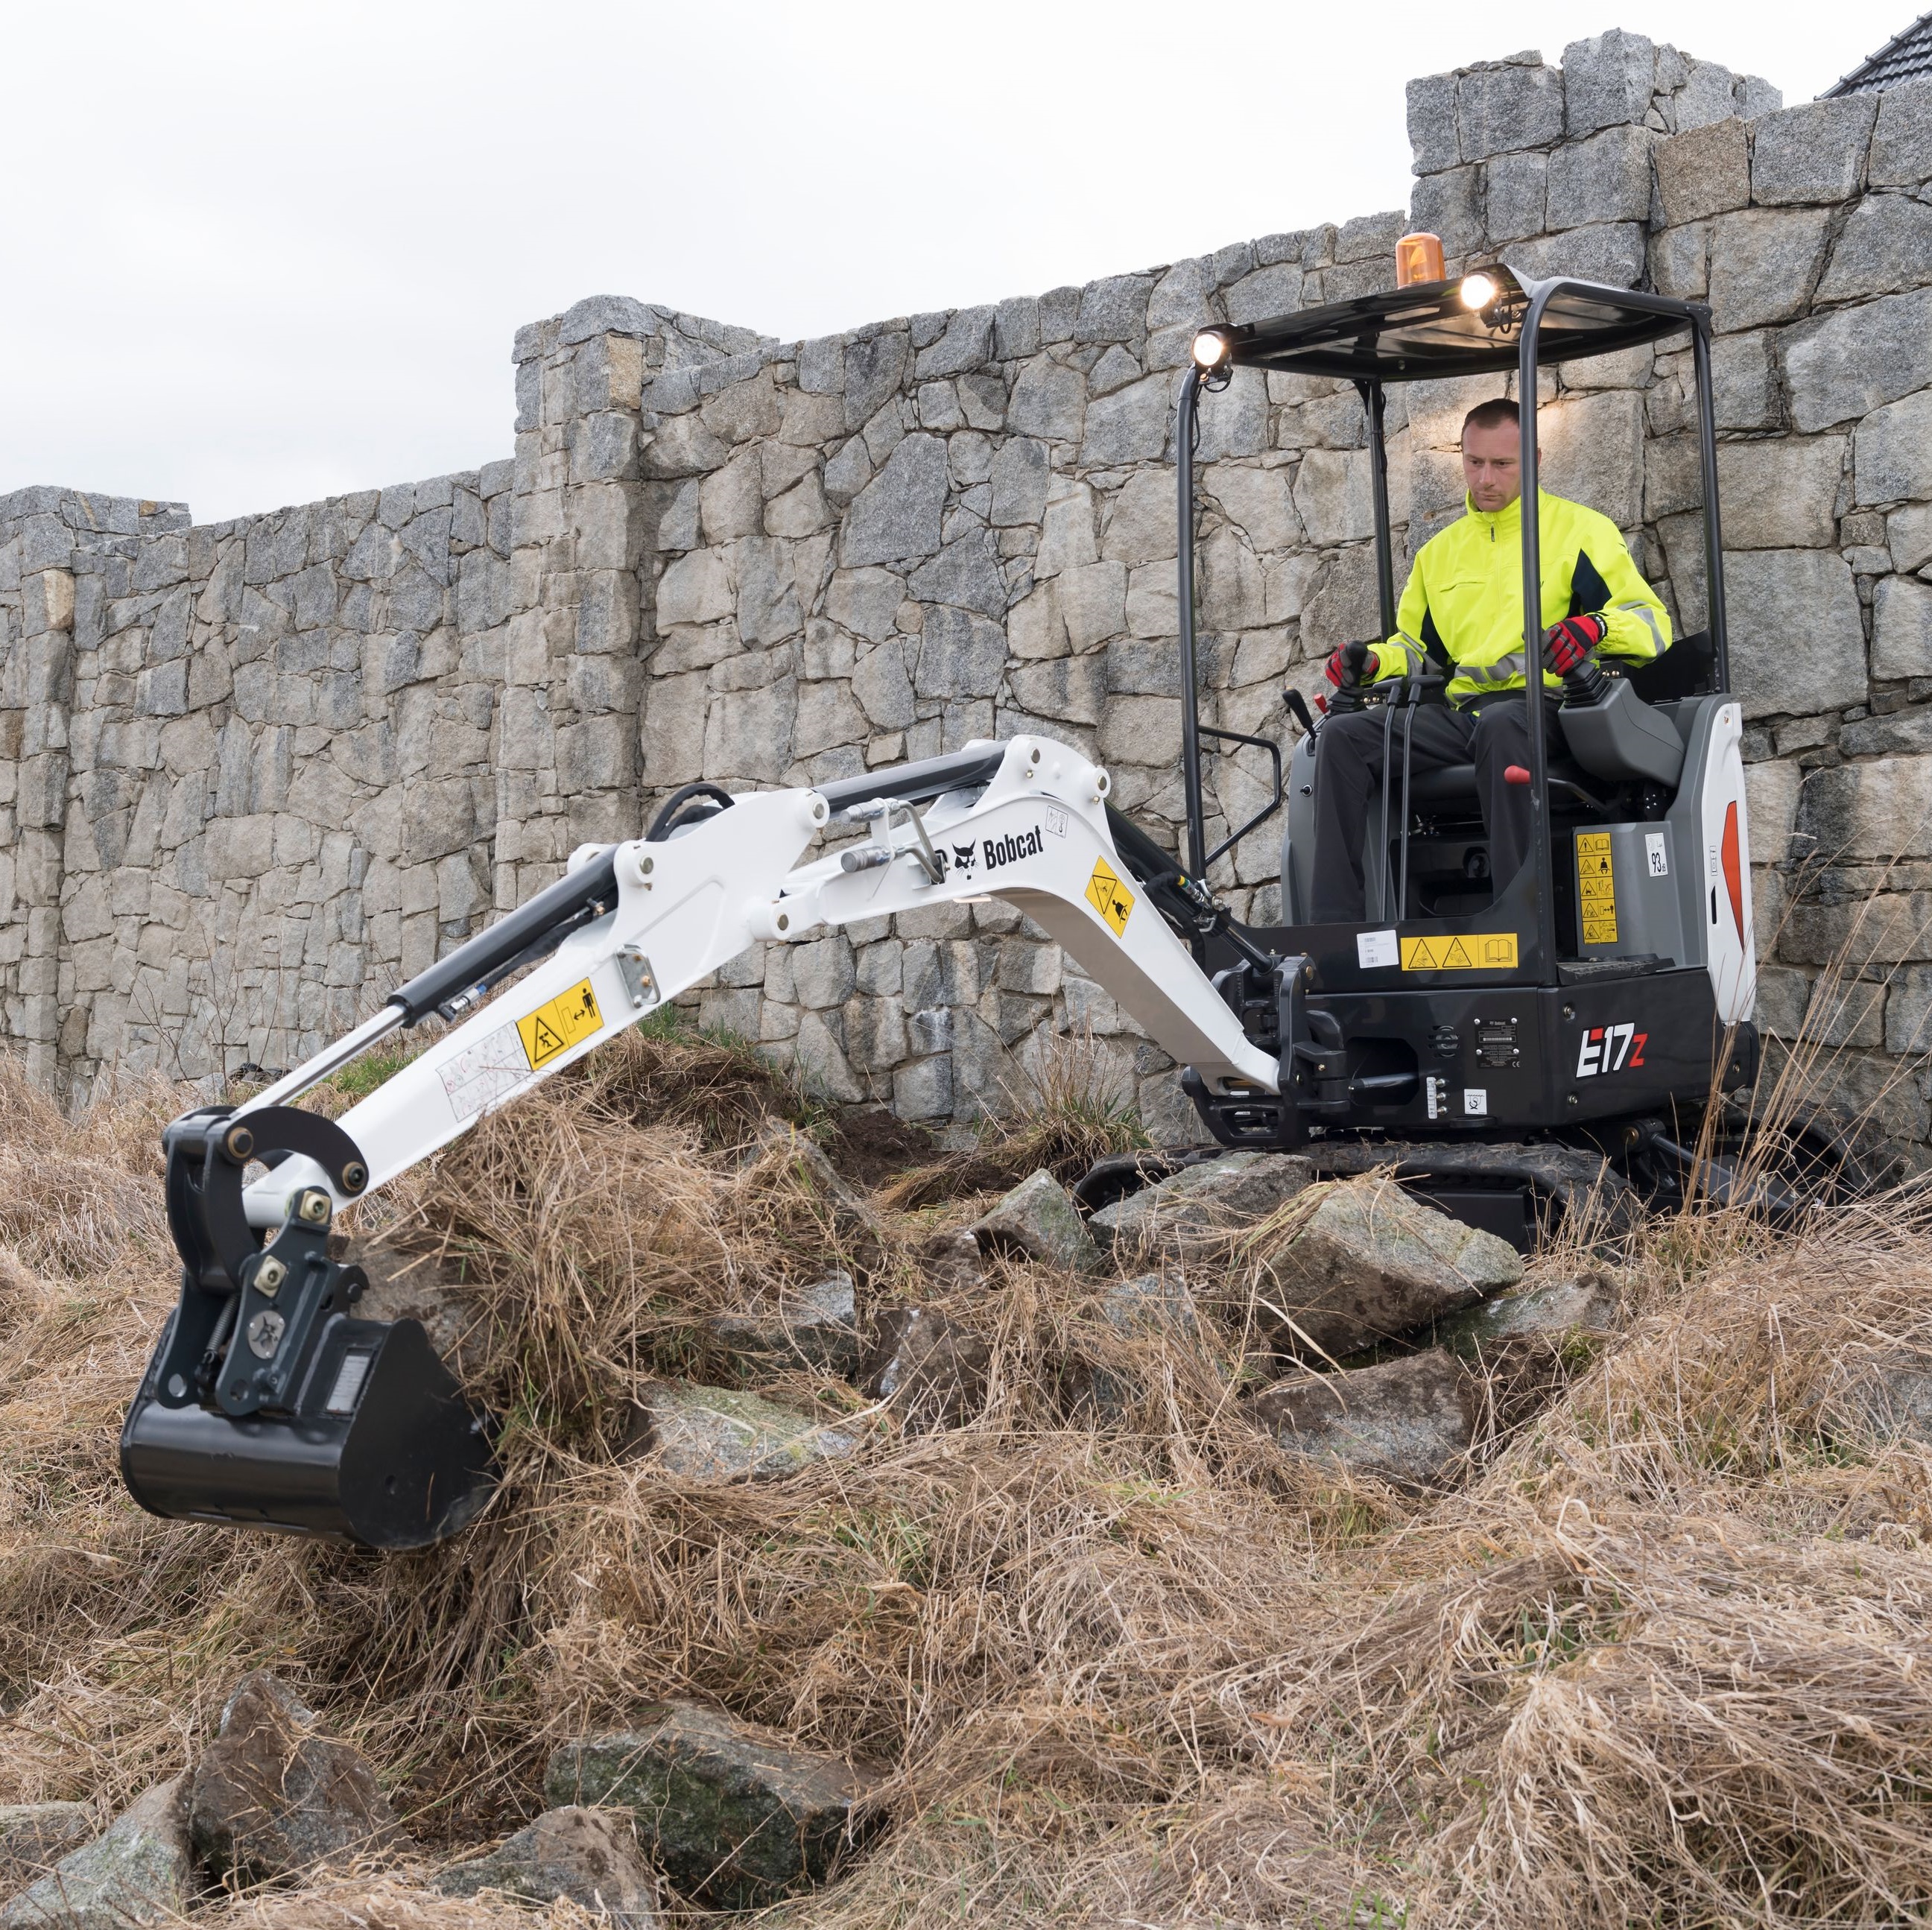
[951,843,977,876]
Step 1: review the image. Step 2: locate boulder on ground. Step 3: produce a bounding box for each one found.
[708,1273,862,1378]
[1092,1152,1315,1259]
[433,1806,657,1926]
[0,1806,93,1893]
[860,1307,991,1428]
[1,1779,191,1929]
[1831,1347,1932,1445]
[187,1672,404,1884]
[543,1701,883,1908]
[622,1382,859,1481]
[1064,1274,1204,1423]
[1250,1349,1476,1491]
[969,1170,1099,1271]
[916,1227,986,1291]
[1251,1176,1521,1362]
[1437,1269,1623,1361]
[340,1232,487,1381]
[1100,1271,1200,1338]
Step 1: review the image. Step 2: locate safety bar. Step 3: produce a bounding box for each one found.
[1198,724,1285,871]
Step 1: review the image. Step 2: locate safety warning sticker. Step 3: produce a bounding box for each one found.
[517,978,604,1070]
[1401,931,1519,971]
[1086,858,1136,936]
[438,1021,528,1123]
[1577,832,1618,946]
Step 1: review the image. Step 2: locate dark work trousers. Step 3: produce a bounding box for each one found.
[1308,694,1565,923]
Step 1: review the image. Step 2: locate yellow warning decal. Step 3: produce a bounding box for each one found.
[1577,831,1619,946]
[1401,932,1520,971]
[1086,857,1136,936]
[517,978,604,1070]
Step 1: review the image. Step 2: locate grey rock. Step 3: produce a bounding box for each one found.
[0,1781,190,1930]
[1786,286,1932,431]
[1559,29,1655,136]
[1874,578,1932,682]
[1817,194,1932,304]
[1870,78,1932,189]
[968,1169,1099,1271]
[1074,274,1154,344]
[0,1807,92,1891]
[1250,1176,1521,1363]
[1834,1347,1932,1443]
[434,1808,657,1926]
[341,1233,484,1380]
[708,1273,862,1379]
[188,1672,403,1882]
[1502,221,1646,289]
[859,1306,991,1428]
[1750,95,1875,206]
[843,434,947,568]
[1007,358,1086,442]
[913,305,995,379]
[1545,124,1652,228]
[1409,165,1483,259]
[1654,118,1750,225]
[1099,1271,1200,1338]
[1250,1349,1476,1491]
[1857,390,1932,507]
[916,1227,986,1291]
[1457,59,1564,162]
[1093,1152,1314,1261]
[1080,375,1172,468]
[1483,150,1547,243]
[1406,70,1460,175]
[1725,549,1868,719]
[1706,207,1832,333]
[1437,1271,1622,1360]
[1716,435,1845,550]
[913,604,1007,700]
[622,1382,858,1481]
[908,531,1007,618]
[544,1703,883,1908]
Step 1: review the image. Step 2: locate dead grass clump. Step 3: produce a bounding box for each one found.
[882,1028,1149,1209]
[572,1011,820,1150]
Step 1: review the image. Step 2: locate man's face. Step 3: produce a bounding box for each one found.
[1462,418,1529,513]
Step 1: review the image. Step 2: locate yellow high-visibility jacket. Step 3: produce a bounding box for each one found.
[1376,488,1670,706]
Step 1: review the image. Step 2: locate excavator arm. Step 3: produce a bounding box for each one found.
[121,735,1276,1548]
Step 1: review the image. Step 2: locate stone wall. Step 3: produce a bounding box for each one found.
[10,29,1932,1145]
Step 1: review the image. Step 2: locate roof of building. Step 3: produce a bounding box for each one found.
[1824,10,1932,95]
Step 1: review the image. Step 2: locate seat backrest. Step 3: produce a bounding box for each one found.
[1627,629,1714,703]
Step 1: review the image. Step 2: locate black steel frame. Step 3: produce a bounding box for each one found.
[1174,273,1731,987]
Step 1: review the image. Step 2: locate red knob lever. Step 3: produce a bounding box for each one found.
[1504,765,1532,785]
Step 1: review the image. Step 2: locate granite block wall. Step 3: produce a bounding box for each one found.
[10,29,1932,1147]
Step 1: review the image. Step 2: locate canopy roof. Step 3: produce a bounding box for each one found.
[1222,270,1696,385]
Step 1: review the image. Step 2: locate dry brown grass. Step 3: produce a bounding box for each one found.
[8,1028,1932,1926]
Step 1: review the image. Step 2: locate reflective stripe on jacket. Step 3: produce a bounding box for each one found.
[1376,488,1670,706]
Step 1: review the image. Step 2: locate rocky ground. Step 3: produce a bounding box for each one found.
[4,1027,1932,1927]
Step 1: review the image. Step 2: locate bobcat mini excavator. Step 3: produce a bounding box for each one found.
[122,265,1758,1549]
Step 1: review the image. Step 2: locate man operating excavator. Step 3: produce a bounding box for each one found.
[1308,396,1670,923]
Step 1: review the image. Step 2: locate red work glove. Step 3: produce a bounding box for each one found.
[1542,613,1606,679]
[1324,640,1380,692]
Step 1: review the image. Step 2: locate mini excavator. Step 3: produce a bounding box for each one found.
[123,265,1761,1548]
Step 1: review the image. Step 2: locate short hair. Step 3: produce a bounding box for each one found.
[1461,397,1520,440]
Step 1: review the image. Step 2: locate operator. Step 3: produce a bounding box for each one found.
[1308,396,1670,923]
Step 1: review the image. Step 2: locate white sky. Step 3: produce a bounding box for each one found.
[0,0,1907,523]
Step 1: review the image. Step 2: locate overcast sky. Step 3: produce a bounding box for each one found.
[0,0,1908,523]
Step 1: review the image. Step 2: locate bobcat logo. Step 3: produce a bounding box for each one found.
[951,842,978,876]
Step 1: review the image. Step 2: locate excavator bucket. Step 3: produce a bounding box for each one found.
[121,1314,496,1548]
[122,1101,498,1550]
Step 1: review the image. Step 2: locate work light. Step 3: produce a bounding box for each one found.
[1459,272,1499,310]
[1191,330,1231,369]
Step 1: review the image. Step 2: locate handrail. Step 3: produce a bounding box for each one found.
[1197,723,1285,871]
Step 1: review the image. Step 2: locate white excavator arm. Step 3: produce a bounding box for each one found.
[238,733,1274,1222]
